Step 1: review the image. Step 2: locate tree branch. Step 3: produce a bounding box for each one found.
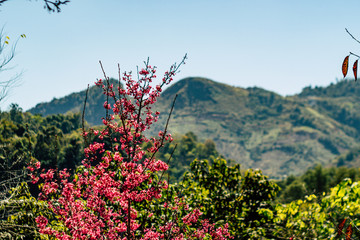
[0,0,70,12]
[346,28,360,45]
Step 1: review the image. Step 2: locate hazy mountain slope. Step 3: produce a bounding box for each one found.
[297,79,360,135]
[150,77,359,178]
[28,77,360,178]
[295,79,360,170]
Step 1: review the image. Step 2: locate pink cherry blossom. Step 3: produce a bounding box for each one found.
[33,55,231,239]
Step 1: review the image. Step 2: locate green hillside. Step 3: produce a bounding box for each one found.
[296,79,360,169]
[151,78,360,178]
[28,77,360,178]
[28,79,118,126]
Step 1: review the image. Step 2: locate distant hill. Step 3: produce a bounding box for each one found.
[28,77,360,178]
[28,79,118,126]
[295,79,360,169]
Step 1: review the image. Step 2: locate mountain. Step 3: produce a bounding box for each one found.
[28,77,360,178]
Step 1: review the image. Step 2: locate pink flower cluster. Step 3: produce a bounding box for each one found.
[30,55,232,239]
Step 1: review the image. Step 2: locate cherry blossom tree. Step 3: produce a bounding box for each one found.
[28,55,232,239]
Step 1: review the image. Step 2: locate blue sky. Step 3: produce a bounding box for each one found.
[0,0,360,110]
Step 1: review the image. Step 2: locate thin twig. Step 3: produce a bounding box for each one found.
[118,63,122,100]
[142,94,178,173]
[350,52,360,58]
[156,144,177,187]
[127,198,131,239]
[82,84,89,146]
[163,94,178,138]
[346,28,360,44]
[99,61,114,150]
[99,61,110,122]
[116,64,132,161]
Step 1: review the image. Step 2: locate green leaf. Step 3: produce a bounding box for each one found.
[338,188,346,198]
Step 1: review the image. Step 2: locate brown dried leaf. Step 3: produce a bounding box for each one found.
[353,59,358,81]
[343,55,350,77]
[337,218,347,237]
[346,223,353,240]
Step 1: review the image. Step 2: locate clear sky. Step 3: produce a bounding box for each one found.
[0,0,359,110]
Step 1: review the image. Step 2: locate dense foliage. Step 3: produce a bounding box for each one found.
[178,158,279,239]
[3,102,360,238]
[0,104,83,185]
[276,164,360,203]
[0,106,229,238]
[273,178,360,239]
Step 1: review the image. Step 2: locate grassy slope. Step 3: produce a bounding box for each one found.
[150,78,360,178]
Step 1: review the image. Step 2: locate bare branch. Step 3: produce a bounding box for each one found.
[0,0,70,13]
[0,0,8,6]
[142,94,178,174]
[82,84,89,146]
[346,28,360,45]
[44,0,70,12]
[156,143,177,187]
[0,28,23,103]
[350,52,360,59]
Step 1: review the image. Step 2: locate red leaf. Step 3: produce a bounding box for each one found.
[337,218,347,237]
[343,55,350,77]
[346,223,353,240]
[353,59,358,81]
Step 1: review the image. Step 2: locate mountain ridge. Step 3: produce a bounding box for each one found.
[28,77,360,178]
